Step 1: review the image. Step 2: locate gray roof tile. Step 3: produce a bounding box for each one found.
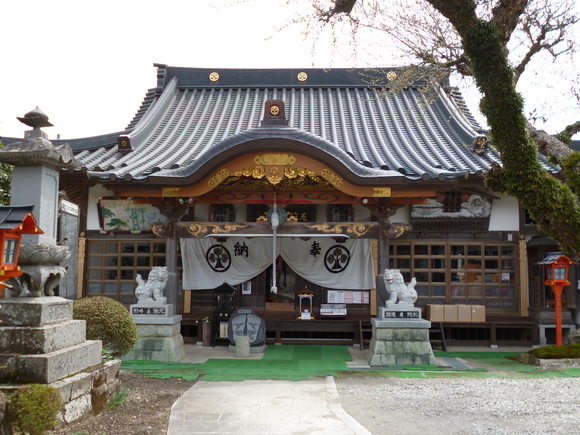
[46,66,556,182]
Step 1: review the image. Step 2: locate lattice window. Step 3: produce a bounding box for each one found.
[86,239,182,306]
[209,204,237,222]
[327,205,354,222]
[389,241,519,313]
[440,191,464,212]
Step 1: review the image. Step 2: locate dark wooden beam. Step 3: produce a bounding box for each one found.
[164,221,380,239]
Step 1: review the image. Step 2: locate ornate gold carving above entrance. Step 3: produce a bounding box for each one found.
[235,165,315,181]
[223,165,334,191]
[235,166,267,179]
[249,154,297,184]
[196,154,395,198]
[254,154,296,166]
[208,169,229,188]
[297,72,308,82]
[266,165,283,185]
[285,165,313,179]
[320,169,343,187]
[209,72,220,82]
[305,222,372,237]
[180,222,248,237]
[269,105,280,116]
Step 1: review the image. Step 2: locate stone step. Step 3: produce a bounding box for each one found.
[1,340,102,383]
[0,296,72,326]
[0,320,87,354]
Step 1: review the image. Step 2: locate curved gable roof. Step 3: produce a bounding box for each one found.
[50,65,529,183]
[145,125,405,186]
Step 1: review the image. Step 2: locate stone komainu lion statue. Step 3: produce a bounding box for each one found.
[383,269,418,305]
[135,266,169,304]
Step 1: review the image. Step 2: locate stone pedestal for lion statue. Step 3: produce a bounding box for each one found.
[367,269,437,366]
[123,267,185,362]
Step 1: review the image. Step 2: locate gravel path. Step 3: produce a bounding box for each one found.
[336,376,580,435]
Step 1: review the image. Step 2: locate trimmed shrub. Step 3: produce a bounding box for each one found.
[73,296,138,357]
[527,343,580,359]
[9,384,63,435]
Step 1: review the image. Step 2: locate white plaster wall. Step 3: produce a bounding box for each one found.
[315,204,326,222]
[354,204,372,221]
[193,204,209,221]
[488,195,520,231]
[391,205,411,224]
[234,204,246,221]
[86,185,114,230]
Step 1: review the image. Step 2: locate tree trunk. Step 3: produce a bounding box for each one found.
[426,0,580,257]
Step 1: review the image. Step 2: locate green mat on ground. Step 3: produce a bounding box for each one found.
[121,347,580,382]
[122,345,352,382]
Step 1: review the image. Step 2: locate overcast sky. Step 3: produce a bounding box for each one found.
[1,1,321,139]
[1,0,578,140]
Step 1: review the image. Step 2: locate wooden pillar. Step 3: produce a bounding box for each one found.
[76,184,90,299]
[77,233,86,299]
[378,220,390,272]
[165,221,178,315]
[376,219,391,307]
[371,240,378,316]
[518,239,529,317]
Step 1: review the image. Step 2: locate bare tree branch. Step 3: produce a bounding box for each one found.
[559,121,580,141]
[513,1,578,82]
[528,123,573,161]
[491,0,529,44]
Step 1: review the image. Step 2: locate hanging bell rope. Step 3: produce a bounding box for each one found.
[270,193,279,294]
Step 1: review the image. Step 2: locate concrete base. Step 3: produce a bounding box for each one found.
[367,317,437,366]
[538,324,577,345]
[123,316,186,362]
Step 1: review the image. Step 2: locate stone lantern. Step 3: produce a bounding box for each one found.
[0,107,81,296]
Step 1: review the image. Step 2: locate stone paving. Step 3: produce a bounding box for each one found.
[167,376,371,435]
[167,344,371,434]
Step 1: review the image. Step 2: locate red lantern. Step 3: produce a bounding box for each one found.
[0,205,43,291]
[537,252,577,346]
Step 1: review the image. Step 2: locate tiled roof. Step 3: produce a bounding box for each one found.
[0,205,36,231]
[18,65,557,182]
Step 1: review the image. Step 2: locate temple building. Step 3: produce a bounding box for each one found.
[2,64,575,347]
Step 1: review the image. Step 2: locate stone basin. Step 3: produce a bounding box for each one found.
[18,243,71,265]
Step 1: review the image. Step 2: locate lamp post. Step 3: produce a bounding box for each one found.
[537,252,577,346]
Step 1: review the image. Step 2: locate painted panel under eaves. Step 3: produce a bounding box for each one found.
[488,195,520,231]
